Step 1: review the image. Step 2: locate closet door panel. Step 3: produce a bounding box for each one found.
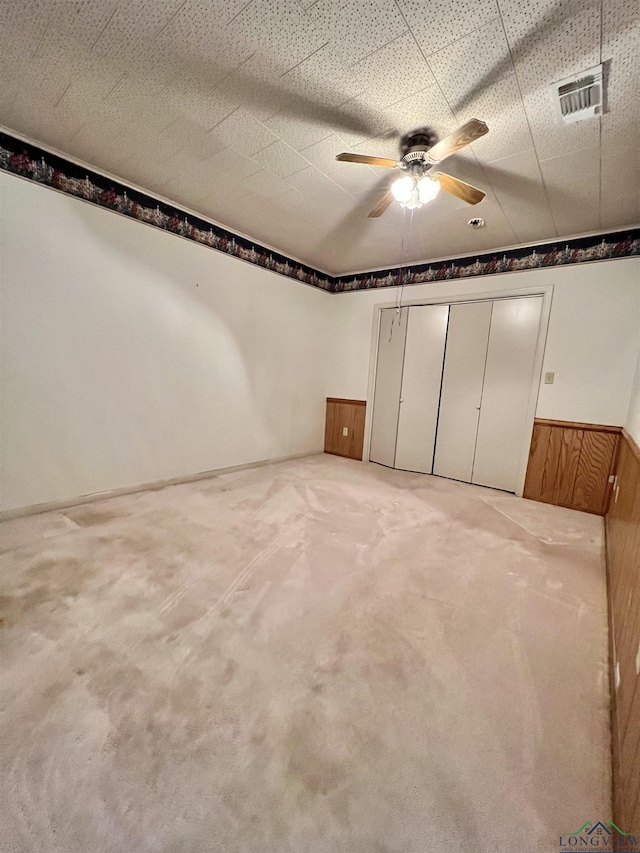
[395,305,449,474]
[433,302,492,482]
[472,296,543,492]
[369,308,408,468]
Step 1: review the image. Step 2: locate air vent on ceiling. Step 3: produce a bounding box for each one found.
[551,65,604,124]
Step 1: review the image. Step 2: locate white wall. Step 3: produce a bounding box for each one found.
[2,170,638,513]
[625,347,640,447]
[327,259,640,428]
[0,173,331,512]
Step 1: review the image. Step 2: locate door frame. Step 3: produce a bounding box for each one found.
[364,283,554,497]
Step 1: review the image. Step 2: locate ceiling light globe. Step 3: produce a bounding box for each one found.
[404,190,422,210]
[391,175,413,204]
[417,176,440,204]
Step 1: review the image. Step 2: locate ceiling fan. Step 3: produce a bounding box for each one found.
[335,119,489,218]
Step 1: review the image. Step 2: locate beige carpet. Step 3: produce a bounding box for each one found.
[1,454,610,852]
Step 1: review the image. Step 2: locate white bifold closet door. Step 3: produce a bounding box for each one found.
[471,296,543,491]
[433,301,492,483]
[394,305,449,473]
[433,296,542,492]
[369,307,407,468]
[370,296,543,492]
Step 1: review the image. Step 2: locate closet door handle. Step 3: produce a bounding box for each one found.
[476,405,481,410]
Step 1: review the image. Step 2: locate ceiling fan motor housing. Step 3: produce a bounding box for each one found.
[401,152,429,171]
[400,129,439,173]
[400,128,438,155]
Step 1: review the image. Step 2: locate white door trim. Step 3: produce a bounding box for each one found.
[363,283,554,497]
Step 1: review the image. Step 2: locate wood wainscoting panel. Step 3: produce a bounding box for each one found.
[324,398,366,461]
[554,428,584,505]
[606,430,640,833]
[573,430,619,514]
[524,419,621,515]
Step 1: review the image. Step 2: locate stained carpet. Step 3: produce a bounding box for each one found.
[0,454,610,852]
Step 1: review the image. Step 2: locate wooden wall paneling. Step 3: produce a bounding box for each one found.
[618,665,640,805]
[618,485,640,673]
[607,441,640,823]
[523,424,552,500]
[617,583,640,765]
[325,398,339,456]
[621,464,640,579]
[524,424,564,503]
[624,685,640,828]
[611,674,625,830]
[619,593,640,717]
[524,424,585,506]
[607,575,624,821]
[610,440,639,596]
[553,428,584,505]
[621,679,640,812]
[539,425,565,503]
[572,430,619,514]
[337,403,352,458]
[324,400,337,455]
[351,403,366,461]
[524,419,621,515]
[633,791,640,843]
[612,467,639,831]
[606,430,640,832]
[336,403,351,457]
[631,725,640,830]
[324,398,366,461]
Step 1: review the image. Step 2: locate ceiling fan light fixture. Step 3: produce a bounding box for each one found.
[391,175,413,204]
[359,119,489,217]
[404,191,422,210]
[391,174,440,210]
[417,175,440,204]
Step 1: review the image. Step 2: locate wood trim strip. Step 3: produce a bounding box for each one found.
[534,418,623,434]
[326,397,366,407]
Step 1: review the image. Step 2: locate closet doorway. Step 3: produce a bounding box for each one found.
[368,293,548,494]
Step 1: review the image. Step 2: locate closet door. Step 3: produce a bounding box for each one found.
[395,305,449,474]
[472,296,543,492]
[369,307,408,468]
[433,301,492,482]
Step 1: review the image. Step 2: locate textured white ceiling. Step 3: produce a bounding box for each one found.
[1,0,638,274]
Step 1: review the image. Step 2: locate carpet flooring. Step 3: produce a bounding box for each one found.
[0,454,610,852]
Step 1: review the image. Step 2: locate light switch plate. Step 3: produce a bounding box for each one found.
[342,427,348,436]
[544,372,555,384]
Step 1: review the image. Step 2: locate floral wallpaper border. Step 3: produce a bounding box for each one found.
[1,130,638,294]
[0,131,333,292]
[332,229,640,293]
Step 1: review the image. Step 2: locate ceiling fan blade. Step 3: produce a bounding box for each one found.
[336,153,399,168]
[431,172,485,205]
[368,190,395,218]
[426,119,489,164]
